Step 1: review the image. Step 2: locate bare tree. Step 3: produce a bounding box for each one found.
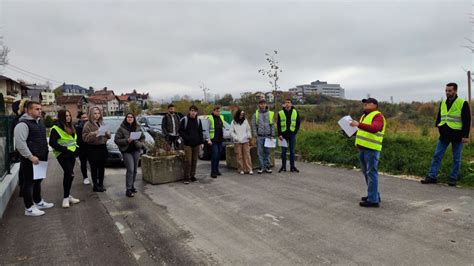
[258,50,282,109]
[0,35,10,72]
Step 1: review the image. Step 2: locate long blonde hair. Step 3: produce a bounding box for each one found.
[88,107,103,124]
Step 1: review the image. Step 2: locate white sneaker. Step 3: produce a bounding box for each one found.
[68,195,80,204]
[249,171,254,175]
[240,171,244,175]
[36,200,54,210]
[25,206,45,217]
[62,198,70,208]
[83,178,91,185]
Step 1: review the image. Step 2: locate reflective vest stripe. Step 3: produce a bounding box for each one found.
[355,135,383,145]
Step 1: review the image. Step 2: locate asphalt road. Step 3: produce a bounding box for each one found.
[103,160,474,265]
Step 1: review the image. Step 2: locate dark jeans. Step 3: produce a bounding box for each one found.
[57,155,76,198]
[184,145,200,180]
[281,134,296,169]
[20,157,43,209]
[211,142,222,174]
[428,140,463,181]
[79,151,89,180]
[123,151,140,190]
[359,148,381,204]
[88,159,105,189]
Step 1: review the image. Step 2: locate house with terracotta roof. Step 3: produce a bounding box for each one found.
[90,88,120,116]
[116,95,130,115]
[124,90,150,108]
[56,95,88,120]
[0,75,27,114]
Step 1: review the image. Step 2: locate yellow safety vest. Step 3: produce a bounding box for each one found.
[438,97,464,130]
[208,115,225,139]
[51,125,78,157]
[355,111,386,151]
[279,109,298,133]
[255,110,274,125]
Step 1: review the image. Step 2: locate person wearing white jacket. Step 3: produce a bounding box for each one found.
[230,110,253,175]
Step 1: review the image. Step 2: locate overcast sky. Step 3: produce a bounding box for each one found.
[1,0,472,102]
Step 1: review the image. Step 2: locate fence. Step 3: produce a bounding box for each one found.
[0,116,15,181]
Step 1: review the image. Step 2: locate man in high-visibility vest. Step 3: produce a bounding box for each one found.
[421,83,470,186]
[277,99,301,173]
[207,105,225,178]
[251,99,275,174]
[350,98,385,208]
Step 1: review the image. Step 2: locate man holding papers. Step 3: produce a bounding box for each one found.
[277,99,301,173]
[350,98,385,208]
[252,99,275,174]
[114,113,145,197]
[14,101,54,217]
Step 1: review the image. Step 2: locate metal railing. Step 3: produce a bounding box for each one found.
[0,116,15,181]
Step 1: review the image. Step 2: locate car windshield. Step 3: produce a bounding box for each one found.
[147,117,162,126]
[102,118,123,134]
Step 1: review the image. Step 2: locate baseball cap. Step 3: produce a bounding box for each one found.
[362,98,378,105]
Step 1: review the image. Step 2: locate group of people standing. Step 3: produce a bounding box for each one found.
[12,82,469,216]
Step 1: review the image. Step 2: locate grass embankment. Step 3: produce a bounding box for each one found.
[297,130,474,188]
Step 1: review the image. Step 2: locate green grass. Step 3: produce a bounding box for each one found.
[297,130,474,188]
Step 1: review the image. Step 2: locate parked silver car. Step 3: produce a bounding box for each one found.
[102,116,154,164]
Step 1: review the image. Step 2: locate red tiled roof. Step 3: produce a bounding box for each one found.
[56,95,85,105]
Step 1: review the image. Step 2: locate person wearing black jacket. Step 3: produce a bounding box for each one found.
[161,104,181,150]
[49,109,81,208]
[277,99,301,173]
[179,105,204,184]
[75,111,90,185]
[422,83,471,186]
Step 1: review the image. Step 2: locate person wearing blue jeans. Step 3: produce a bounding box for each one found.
[350,97,386,208]
[207,106,225,178]
[422,83,470,186]
[277,99,300,173]
[252,99,275,174]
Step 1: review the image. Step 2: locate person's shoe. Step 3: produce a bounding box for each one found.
[240,171,244,175]
[93,186,100,192]
[361,196,368,202]
[62,198,70,208]
[183,180,190,184]
[126,190,134,197]
[448,179,457,187]
[68,196,80,204]
[94,187,106,192]
[359,201,379,208]
[99,186,107,192]
[217,172,222,176]
[190,177,197,182]
[131,187,138,193]
[265,168,272,173]
[421,177,438,184]
[290,167,300,173]
[278,167,286,173]
[211,173,218,178]
[249,171,254,175]
[25,206,45,217]
[258,169,263,174]
[36,200,54,209]
[83,178,91,185]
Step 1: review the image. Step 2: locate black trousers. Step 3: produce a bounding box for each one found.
[57,155,76,198]
[20,157,43,209]
[88,159,105,189]
[78,151,88,179]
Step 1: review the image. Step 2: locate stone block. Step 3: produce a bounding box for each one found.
[141,154,185,185]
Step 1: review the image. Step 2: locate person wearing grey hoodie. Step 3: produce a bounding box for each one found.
[14,101,54,217]
[251,99,275,174]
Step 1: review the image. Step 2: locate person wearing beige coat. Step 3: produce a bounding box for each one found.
[230,110,253,175]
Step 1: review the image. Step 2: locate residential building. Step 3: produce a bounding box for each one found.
[90,88,120,116]
[0,75,25,114]
[56,95,88,120]
[124,90,150,108]
[56,83,92,96]
[289,80,345,101]
[25,83,55,105]
[117,95,130,115]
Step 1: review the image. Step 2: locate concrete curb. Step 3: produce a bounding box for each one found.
[0,163,20,219]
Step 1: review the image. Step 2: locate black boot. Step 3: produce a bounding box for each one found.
[278,167,286,173]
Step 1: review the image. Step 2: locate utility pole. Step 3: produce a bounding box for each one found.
[200,82,209,103]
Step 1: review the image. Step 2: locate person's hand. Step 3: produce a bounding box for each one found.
[30,156,39,165]
[462,137,470,144]
[128,138,133,143]
[200,144,204,149]
[94,130,99,135]
[350,121,360,127]
[207,140,212,145]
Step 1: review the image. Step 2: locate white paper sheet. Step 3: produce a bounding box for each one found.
[33,161,48,180]
[97,125,109,136]
[278,138,288,148]
[130,132,142,140]
[264,138,276,148]
[338,115,358,137]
